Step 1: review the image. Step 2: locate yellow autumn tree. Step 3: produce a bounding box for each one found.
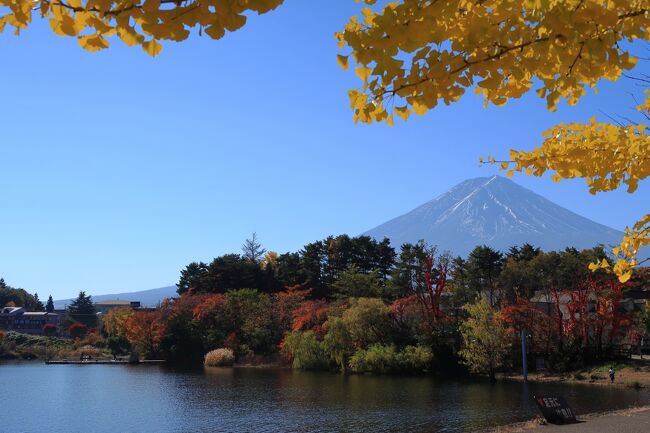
[0,0,283,55]
[335,0,649,281]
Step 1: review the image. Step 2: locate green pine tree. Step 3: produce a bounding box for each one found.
[45,295,55,313]
[67,291,97,328]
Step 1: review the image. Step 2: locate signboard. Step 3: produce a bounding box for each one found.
[533,395,577,425]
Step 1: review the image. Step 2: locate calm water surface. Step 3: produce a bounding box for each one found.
[2,362,649,432]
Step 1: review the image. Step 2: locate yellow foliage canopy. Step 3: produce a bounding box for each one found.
[0,0,284,55]
[337,0,646,123]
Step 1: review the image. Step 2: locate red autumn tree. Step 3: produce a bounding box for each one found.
[566,278,632,354]
[420,254,448,322]
[192,293,227,323]
[68,323,88,339]
[510,276,637,361]
[273,286,311,333]
[292,299,330,337]
[224,332,239,352]
[500,297,556,355]
[42,323,57,337]
[390,295,423,329]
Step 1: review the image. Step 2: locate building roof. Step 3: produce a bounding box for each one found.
[0,308,57,316]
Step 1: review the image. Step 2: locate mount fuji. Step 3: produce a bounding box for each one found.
[363,175,624,257]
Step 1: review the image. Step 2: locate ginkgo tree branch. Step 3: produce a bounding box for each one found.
[338,1,647,123]
[380,36,552,99]
[0,0,284,55]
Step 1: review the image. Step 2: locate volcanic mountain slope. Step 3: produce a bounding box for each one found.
[363,175,624,257]
[53,285,177,310]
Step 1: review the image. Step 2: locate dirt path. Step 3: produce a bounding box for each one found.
[489,406,650,433]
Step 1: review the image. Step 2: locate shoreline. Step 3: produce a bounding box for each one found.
[498,358,650,390]
[485,404,650,432]
[499,372,650,390]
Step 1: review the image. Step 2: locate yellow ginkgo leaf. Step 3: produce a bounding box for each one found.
[394,106,410,121]
[618,271,632,283]
[412,101,428,116]
[142,39,163,56]
[49,15,79,36]
[223,13,246,32]
[337,55,349,71]
[117,26,144,47]
[77,34,109,52]
[355,66,372,82]
[205,24,225,40]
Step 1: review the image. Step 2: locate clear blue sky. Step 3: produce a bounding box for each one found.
[0,2,647,299]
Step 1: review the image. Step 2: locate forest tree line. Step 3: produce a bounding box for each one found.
[176,234,617,304]
[3,234,649,376]
[101,234,649,376]
[0,278,54,313]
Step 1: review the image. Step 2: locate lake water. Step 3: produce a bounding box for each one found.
[1,362,649,433]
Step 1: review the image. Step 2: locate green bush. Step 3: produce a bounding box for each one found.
[322,317,354,372]
[282,331,328,370]
[105,335,131,356]
[0,331,94,360]
[349,344,398,374]
[348,344,433,374]
[398,345,433,371]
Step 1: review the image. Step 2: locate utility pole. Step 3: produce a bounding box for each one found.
[521,328,528,382]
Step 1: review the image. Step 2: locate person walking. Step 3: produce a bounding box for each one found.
[609,366,615,383]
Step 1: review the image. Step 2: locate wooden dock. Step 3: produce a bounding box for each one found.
[45,359,166,365]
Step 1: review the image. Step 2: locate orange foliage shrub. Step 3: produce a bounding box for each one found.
[274,287,311,332]
[390,296,423,326]
[224,332,239,351]
[292,300,330,336]
[69,323,88,339]
[124,311,165,358]
[192,294,226,322]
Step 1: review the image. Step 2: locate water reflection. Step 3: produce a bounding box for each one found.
[1,362,648,433]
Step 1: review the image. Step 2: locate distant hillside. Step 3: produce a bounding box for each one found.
[364,175,626,258]
[54,285,177,310]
